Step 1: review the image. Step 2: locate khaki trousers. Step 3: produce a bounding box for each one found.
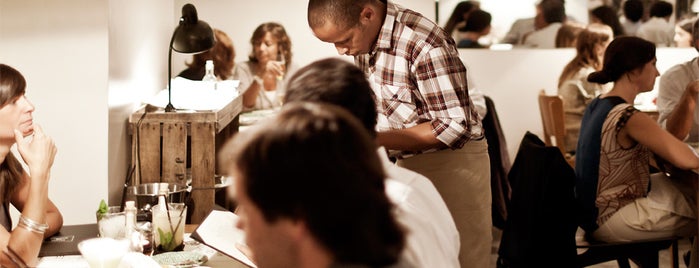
[397,139,491,268]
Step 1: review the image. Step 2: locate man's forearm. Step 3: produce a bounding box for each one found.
[375,122,445,151]
[666,87,698,140]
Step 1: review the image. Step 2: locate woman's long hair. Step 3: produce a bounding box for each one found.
[0,64,27,203]
[558,24,613,87]
[185,29,236,80]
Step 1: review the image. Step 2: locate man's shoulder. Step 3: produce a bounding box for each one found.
[390,3,451,49]
[661,58,698,81]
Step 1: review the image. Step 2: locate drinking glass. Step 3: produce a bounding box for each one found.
[152,203,187,253]
[96,206,125,239]
[78,237,129,268]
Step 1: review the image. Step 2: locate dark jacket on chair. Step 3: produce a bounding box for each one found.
[497,132,578,267]
[483,96,512,229]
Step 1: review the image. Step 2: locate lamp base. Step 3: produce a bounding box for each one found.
[164,103,176,112]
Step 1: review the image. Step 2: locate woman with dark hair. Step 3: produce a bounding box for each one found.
[233,22,298,111]
[0,64,63,267]
[442,1,480,42]
[590,5,626,37]
[557,23,614,152]
[575,37,699,245]
[178,28,236,80]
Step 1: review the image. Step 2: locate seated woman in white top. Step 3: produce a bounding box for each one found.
[557,23,613,152]
[233,22,297,111]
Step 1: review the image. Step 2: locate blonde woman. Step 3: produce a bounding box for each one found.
[557,23,614,152]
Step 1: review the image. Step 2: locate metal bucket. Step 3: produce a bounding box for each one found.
[125,182,188,212]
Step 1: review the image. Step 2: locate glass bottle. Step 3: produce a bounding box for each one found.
[202,60,217,90]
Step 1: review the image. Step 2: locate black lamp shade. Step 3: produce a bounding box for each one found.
[172,4,215,53]
[165,3,215,112]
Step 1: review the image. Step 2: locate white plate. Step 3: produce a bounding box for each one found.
[151,251,208,268]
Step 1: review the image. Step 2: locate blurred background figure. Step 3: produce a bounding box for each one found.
[658,18,699,147]
[620,0,644,36]
[674,17,697,47]
[556,21,585,48]
[522,0,567,48]
[637,0,675,47]
[233,22,296,111]
[443,1,480,43]
[557,23,614,153]
[457,9,492,48]
[178,28,236,80]
[590,5,626,37]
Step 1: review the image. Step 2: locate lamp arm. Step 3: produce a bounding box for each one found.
[165,27,179,112]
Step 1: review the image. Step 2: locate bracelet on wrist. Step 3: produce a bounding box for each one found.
[18,215,48,234]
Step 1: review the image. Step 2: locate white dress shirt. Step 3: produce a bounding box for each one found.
[522,22,562,49]
[379,147,460,268]
[637,17,675,47]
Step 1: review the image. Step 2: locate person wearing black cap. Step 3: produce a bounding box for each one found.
[575,37,699,247]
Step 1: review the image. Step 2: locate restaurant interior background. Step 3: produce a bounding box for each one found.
[0,0,695,225]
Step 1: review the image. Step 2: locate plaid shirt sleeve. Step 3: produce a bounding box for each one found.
[413,44,481,149]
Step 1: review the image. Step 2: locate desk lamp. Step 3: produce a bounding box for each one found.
[165,3,215,112]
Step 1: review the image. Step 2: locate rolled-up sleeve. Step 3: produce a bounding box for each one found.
[414,46,481,148]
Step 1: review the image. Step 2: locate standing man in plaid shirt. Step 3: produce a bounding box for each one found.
[308,0,491,267]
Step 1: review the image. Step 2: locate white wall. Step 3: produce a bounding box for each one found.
[107,1,173,207]
[461,48,697,160]
[0,0,109,224]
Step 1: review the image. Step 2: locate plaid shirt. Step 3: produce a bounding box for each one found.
[356,2,483,158]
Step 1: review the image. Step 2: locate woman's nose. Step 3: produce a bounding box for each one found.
[20,96,35,112]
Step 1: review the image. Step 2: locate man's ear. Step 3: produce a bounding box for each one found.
[359,5,376,24]
[286,218,308,241]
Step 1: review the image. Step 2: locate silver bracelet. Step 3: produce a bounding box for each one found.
[19,215,48,234]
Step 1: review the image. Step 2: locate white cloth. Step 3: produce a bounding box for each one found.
[637,17,675,47]
[379,147,460,268]
[620,16,642,36]
[463,62,487,120]
[501,17,536,45]
[522,22,562,49]
[658,57,699,143]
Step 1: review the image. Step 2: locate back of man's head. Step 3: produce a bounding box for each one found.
[284,58,378,137]
[623,0,644,22]
[308,0,385,30]
[649,1,673,18]
[539,0,566,24]
[221,102,404,266]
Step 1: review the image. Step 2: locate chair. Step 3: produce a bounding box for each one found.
[497,132,680,268]
[537,89,575,167]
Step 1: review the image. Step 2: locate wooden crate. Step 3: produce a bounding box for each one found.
[129,96,242,223]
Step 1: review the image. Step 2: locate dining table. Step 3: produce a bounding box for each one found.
[36,224,250,268]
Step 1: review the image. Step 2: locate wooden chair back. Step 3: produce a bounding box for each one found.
[537,89,567,155]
